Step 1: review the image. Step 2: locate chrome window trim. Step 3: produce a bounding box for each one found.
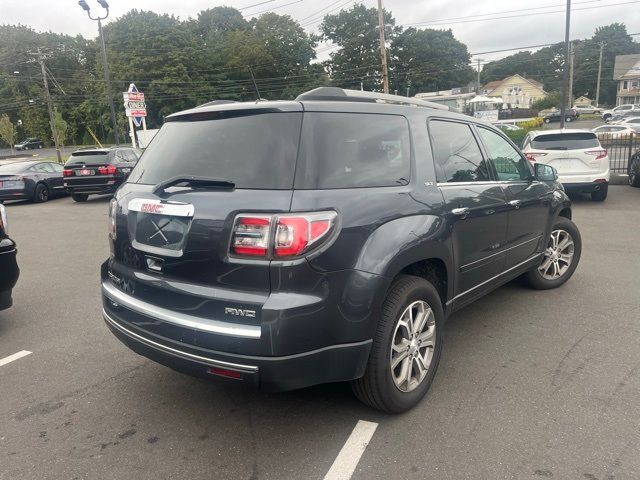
[103,309,259,373]
[102,281,261,339]
[437,180,530,187]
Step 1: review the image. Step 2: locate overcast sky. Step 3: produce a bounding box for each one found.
[1,0,639,64]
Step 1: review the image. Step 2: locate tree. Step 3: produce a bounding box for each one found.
[321,4,400,91]
[532,92,561,110]
[52,108,68,152]
[0,114,17,152]
[391,28,474,94]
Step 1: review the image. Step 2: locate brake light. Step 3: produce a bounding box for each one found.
[525,152,547,162]
[585,149,607,160]
[231,216,271,256]
[98,165,117,175]
[231,212,337,258]
[63,169,72,177]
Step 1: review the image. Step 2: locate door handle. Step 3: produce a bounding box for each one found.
[451,207,470,218]
[508,200,522,209]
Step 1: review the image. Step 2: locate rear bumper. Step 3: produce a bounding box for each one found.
[65,184,118,195]
[562,180,609,193]
[0,188,28,201]
[104,307,371,391]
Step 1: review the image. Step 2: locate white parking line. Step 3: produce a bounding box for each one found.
[0,350,32,367]
[324,420,378,480]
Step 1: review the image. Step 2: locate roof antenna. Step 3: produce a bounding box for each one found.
[248,66,262,102]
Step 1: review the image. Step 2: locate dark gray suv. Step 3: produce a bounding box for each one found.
[101,88,581,413]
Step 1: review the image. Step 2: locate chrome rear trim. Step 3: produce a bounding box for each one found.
[102,281,261,339]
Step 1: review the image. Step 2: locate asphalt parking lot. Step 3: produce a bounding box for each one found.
[1,187,639,480]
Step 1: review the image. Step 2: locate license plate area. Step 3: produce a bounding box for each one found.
[77,169,95,176]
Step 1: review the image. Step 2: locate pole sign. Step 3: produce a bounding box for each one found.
[122,83,146,127]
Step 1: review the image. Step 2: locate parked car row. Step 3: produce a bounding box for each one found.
[602,103,640,122]
[0,204,19,312]
[0,147,140,204]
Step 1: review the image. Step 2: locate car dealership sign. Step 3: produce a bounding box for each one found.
[123,83,146,126]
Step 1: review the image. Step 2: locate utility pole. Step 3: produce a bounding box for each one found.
[595,42,604,107]
[568,42,575,107]
[559,0,571,129]
[476,58,484,93]
[37,48,62,163]
[377,0,389,94]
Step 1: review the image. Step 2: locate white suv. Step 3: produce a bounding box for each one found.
[521,129,610,201]
[602,104,640,121]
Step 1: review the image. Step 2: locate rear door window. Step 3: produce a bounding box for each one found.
[66,151,109,165]
[129,112,302,189]
[428,120,491,183]
[531,133,599,150]
[294,113,411,189]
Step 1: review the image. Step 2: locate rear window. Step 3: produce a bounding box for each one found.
[0,162,29,174]
[66,151,110,165]
[295,113,410,189]
[531,133,599,150]
[129,112,302,189]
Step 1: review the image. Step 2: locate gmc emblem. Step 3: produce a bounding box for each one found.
[225,307,256,318]
[141,203,164,214]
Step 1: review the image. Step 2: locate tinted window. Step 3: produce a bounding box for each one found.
[50,163,63,172]
[478,127,531,181]
[295,113,410,189]
[66,151,109,165]
[531,133,599,150]
[129,112,301,189]
[429,120,490,183]
[30,163,54,173]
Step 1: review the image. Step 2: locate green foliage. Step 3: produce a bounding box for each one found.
[0,114,17,148]
[321,4,400,91]
[391,28,474,93]
[52,108,68,148]
[532,92,561,110]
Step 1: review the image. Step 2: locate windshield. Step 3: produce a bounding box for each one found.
[129,112,302,189]
[531,133,600,150]
[65,151,110,166]
[0,162,29,174]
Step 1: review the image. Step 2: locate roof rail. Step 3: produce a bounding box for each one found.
[296,87,449,111]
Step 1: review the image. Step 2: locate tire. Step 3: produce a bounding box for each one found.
[591,184,608,202]
[351,275,444,413]
[544,118,551,123]
[71,193,89,203]
[565,116,573,123]
[629,156,640,188]
[38,144,43,149]
[33,183,49,203]
[526,217,581,290]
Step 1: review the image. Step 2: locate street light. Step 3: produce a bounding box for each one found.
[78,0,120,145]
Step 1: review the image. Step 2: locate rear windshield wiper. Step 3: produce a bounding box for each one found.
[153,175,235,195]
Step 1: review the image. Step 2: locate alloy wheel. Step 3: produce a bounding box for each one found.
[389,300,436,393]
[629,159,639,186]
[539,229,574,280]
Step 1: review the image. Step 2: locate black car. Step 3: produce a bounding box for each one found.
[101,87,581,413]
[63,147,141,202]
[543,109,578,123]
[15,137,43,150]
[0,160,66,203]
[0,204,19,311]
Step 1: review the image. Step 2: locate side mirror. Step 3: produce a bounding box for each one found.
[534,163,558,182]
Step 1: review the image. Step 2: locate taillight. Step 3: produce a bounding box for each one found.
[525,152,547,162]
[231,216,271,256]
[585,149,607,160]
[98,165,117,175]
[108,198,117,239]
[63,169,72,177]
[231,212,337,259]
